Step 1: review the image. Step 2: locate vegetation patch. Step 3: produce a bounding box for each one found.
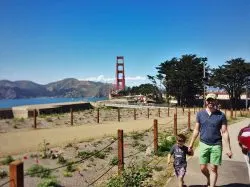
[106,165,152,187]
[37,177,61,187]
[0,155,15,165]
[0,169,8,179]
[26,165,52,178]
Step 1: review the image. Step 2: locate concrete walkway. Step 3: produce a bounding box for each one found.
[166,118,250,187]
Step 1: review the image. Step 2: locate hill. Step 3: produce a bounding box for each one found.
[0,79,111,99]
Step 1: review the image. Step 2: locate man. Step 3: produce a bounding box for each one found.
[188,93,233,187]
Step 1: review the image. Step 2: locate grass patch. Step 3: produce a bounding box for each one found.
[1,155,15,165]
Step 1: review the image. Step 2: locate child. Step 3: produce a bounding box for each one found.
[167,134,193,187]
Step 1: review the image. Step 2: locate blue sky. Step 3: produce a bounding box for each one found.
[0,0,250,86]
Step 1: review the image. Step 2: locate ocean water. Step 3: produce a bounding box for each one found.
[0,97,108,109]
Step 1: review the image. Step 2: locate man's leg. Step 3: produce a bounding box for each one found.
[200,164,210,186]
[210,144,222,187]
[209,164,218,187]
[199,142,211,186]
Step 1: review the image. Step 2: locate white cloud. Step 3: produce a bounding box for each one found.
[80,75,150,86]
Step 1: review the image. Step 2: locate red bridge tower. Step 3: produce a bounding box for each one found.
[115,56,125,91]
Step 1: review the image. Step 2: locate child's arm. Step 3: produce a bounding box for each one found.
[167,153,172,165]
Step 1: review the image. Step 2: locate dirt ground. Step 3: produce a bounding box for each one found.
[0,107,197,187]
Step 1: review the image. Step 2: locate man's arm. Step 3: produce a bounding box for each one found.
[221,124,232,158]
[189,122,200,149]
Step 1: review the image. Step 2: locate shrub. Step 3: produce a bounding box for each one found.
[63,171,73,177]
[109,156,119,166]
[37,177,60,187]
[138,144,147,152]
[130,131,144,140]
[66,162,76,172]
[93,150,106,159]
[131,140,140,147]
[57,155,67,165]
[26,165,51,178]
[0,169,8,179]
[1,155,15,165]
[77,151,92,159]
[157,135,176,156]
[106,165,152,187]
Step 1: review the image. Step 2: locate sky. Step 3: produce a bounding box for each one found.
[0,0,250,86]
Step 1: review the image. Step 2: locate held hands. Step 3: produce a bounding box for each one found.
[188,146,193,153]
[226,150,233,159]
[188,147,194,156]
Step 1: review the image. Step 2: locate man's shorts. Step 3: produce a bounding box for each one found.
[199,141,222,165]
[174,166,186,177]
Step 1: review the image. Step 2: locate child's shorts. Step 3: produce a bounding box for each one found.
[174,166,186,177]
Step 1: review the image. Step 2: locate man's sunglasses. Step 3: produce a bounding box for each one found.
[206,98,215,102]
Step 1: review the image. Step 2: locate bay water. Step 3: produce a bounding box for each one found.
[0,97,108,109]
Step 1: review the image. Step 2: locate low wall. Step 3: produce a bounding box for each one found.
[27,102,94,117]
[0,109,14,119]
[8,102,94,119]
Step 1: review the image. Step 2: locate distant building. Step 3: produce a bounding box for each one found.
[211,91,249,100]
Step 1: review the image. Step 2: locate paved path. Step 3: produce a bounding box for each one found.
[166,118,250,187]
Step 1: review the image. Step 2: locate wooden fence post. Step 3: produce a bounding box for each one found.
[158,108,160,117]
[154,119,158,154]
[147,108,150,119]
[33,109,37,129]
[182,107,185,115]
[118,129,124,175]
[188,111,191,131]
[134,108,136,120]
[118,108,120,122]
[175,107,177,115]
[9,160,24,187]
[70,108,73,126]
[167,107,170,117]
[174,114,177,136]
[97,108,100,123]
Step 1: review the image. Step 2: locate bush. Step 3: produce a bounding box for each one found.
[77,151,92,159]
[57,155,67,165]
[157,135,176,156]
[26,165,51,178]
[63,171,73,177]
[106,165,152,187]
[37,177,61,187]
[109,156,119,166]
[0,169,8,179]
[1,155,15,165]
[66,162,76,172]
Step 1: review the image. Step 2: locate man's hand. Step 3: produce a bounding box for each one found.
[188,147,194,156]
[226,150,233,159]
[188,146,193,152]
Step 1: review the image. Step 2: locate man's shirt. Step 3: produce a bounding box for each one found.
[196,109,227,145]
